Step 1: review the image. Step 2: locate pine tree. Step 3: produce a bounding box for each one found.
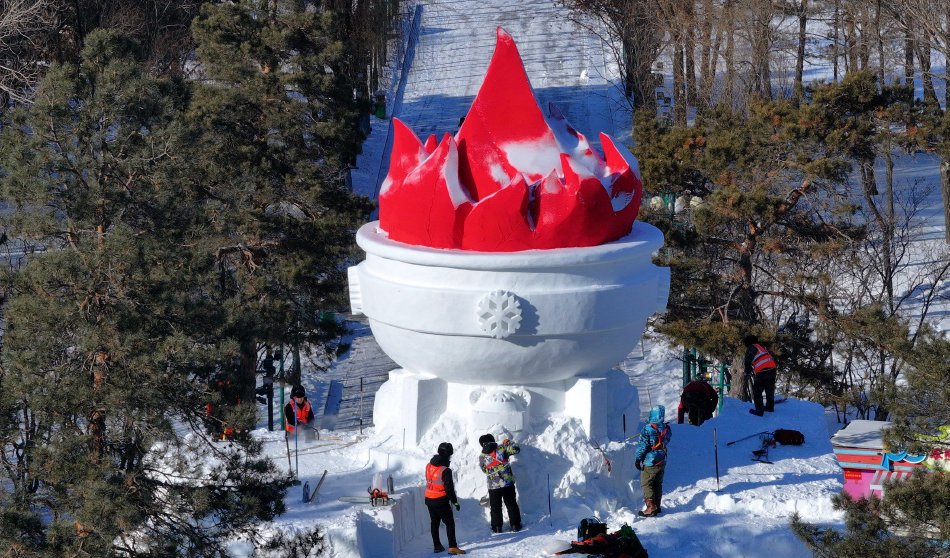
[634,73,945,409]
[793,328,950,555]
[0,30,296,556]
[633,95,853,384]
[187,0,372,394]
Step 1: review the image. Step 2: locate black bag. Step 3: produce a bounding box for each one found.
[577,517,607,541]
[773,429,805,445]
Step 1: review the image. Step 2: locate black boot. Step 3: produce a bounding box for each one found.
[434,543,446,553]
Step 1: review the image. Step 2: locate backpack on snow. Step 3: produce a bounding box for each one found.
[577,517,608,541]
[773,429,805,445]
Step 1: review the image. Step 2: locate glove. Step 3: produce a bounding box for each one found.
[635,460,644,471]
[453,502,461,511]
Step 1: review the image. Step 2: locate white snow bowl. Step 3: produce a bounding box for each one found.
[348,221,670,385]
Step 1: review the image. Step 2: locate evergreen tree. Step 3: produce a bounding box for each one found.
[634,73,945,409]
[633,92,853,396]
[0,30,288,555]
[187,0,372,394]
[792,331,950,556]
[0,1,379,551]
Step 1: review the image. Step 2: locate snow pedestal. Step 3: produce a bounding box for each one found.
[372,369,640,444]
[350,221,666,443]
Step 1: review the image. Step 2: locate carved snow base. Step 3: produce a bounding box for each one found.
[373,369,640,445]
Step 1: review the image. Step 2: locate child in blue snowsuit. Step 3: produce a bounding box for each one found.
[634,405,672,517]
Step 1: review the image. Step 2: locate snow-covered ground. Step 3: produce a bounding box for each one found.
[253,331,843,557]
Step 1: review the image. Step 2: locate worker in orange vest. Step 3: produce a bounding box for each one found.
[425,442,466,555]
[744,335,777,416]
[284,384,314,434]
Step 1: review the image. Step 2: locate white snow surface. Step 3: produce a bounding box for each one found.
[250,332,844,557]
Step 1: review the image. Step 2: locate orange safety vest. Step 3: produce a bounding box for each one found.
[751,344,777,374]
[286,400,312,433]
[425,464,447,499]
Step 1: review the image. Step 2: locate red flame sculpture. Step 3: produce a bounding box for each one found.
[378,28,643,251]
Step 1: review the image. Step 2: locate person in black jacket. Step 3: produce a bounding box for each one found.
[424,442,466,555]
[677,380,718,425]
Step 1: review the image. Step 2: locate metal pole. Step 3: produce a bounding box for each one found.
[359,377,364,435]
[547,473,553,526]
[682,348,690,388]
[293,398,299,478]
[714,429,720,492]
[279,347,286,431]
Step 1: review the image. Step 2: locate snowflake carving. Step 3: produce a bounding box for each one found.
[476,290,522,339]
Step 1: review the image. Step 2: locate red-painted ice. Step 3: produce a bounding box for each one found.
[378,28,643,251]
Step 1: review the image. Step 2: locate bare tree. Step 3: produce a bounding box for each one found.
[560,0,663,113]
[793,0,809,101]
[0,0,53,107]
[896,0,950,242]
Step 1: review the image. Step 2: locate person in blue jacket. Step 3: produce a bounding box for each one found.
[634,405,672,517]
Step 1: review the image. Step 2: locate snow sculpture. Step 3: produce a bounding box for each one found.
[378,28,643,251]
[348,28,670,443]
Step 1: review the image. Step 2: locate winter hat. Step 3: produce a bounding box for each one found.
[478,433,495,447]
[290,384,306,398]
[648,405,666,423]
[742,334,758,346]
[437,442,454,457]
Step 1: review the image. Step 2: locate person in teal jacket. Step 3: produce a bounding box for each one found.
[634,405,672,517]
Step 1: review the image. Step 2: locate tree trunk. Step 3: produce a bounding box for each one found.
[724,0,736,106]
[858,6,871,70]
[685,1,697,106]
[751,4,772,98]
[945,13,950,108]
[673,37,687,124]
[883,146,896,312]
[623,28,658,113]
[905,28,915,87]
[794,0,808,102]
[941,159,950,243]
[239,339,258,407]
[729,354,750,401]
[845,8,857,73]
[698,0,713,110]
[917,33,939,104]
[875,0,884,86]
[833,0,840,80]
[90,350,108,461]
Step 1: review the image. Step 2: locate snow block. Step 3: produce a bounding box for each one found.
[564,377,608,440]
[390,487,428,555]
[372,370,447,445]
[563,371,638,441]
